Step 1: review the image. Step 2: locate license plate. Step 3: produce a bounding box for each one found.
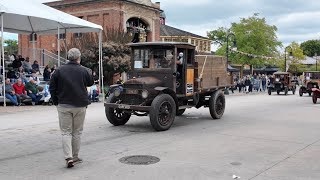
[118,105,131,109]
[126,89,139,94]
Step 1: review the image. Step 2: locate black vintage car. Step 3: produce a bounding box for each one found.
[299,71,320,96]
[104,42,232,131]
[268,72,296,95]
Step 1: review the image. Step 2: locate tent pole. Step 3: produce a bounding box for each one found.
[1,13,6,107]
[99,30,105,101]
[64,29,67,59]
[98,30,101,96]
[57,26,60,67]
[32,33,36,62]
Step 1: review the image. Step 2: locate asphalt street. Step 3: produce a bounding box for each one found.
[0,92,319,180]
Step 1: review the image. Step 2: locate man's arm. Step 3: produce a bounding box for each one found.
[84,67,94,87]
[49,70,59,105]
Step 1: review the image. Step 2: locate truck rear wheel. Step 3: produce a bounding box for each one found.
[313,92,318,104]
[209,91,225,119]
[299,88,303,97]
[292,87,296,95]
[150,94,176,131]
[176,109,186,116]
[284,87,288,95]
[105,94,131,126]
[268,88,272,95]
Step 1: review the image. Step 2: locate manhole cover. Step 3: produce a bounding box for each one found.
[230,162,242,166]
[119,155,160,165]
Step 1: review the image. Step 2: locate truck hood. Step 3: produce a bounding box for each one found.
[124,77,163,88]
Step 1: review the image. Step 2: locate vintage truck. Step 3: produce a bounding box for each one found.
[268,72,296,95]
[104,42,233,131]
[299,71,320,96]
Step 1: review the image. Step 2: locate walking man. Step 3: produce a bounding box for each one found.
[50,48,94,168]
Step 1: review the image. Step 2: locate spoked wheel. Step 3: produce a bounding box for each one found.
[176,109,186,116]
[313,92,318,104]
[299,89,303,97]
[277,90,280,95]
[150,94,176,131]
[209,91,226,119]
[268,88,272,95]
[105,93,131,126]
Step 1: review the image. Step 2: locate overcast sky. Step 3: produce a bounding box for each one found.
[4,0,320,50]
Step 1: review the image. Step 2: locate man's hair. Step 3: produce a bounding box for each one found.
[17,78,22,82]
[68,48,81,61]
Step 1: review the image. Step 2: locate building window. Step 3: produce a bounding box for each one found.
[58,33,66,40]
[29,33,37,42]
[191,39,195,45]
[74,33,82,38]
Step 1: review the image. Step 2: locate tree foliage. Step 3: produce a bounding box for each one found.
[208,14,282,67]
[63,28,132,85]
[300,40,320,57]
[4,39,18,55]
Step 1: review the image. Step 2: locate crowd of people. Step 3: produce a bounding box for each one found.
[233,73,299,94]
[1,54,100,106]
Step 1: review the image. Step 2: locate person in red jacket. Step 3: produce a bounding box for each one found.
[13,79,29,104]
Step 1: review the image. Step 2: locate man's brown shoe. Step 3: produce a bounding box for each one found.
[66,158,74,168]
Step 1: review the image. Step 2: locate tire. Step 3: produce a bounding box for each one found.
[284,87,288,95]
[292,87,296,95]
[268,88,272,95]
[149,94,176,131]
[105,93,131,126]
[209,91,226,119]
[309,92,312,96]
[313,92,318,104]
[277,90,280,95]
[176,109,186,116]
[299,89,303,97]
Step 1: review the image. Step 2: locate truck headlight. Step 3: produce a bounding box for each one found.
[114,88,121,97]
[141,90,149,99]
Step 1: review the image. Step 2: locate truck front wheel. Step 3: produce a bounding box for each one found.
[209,91,226,119]
[105,94,131,126]
[150,94,176,131]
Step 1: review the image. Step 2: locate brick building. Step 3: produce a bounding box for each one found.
[18,0,162,62]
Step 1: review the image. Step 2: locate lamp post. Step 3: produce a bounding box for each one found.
[226,33,237,71]
[284,46,293,72]
[314,53,318,71]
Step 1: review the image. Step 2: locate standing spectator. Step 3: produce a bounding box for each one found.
[29,70,41,85]
[25,79,42,105]
[32,60,40,74]
[22,57,32,73]
[50,48,94,168]
[261,74,267,92]
[244,76,251,94]
[51,64,57,75]
[2,78,19,106]
[43,65,52,81]
[13,79,29,104]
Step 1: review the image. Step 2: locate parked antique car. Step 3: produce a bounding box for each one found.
[104,42,233,131]
[299,71,320,96]
[312,88,320,104]
[268,72,296,95]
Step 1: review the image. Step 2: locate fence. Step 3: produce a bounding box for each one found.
[20,48,68,67]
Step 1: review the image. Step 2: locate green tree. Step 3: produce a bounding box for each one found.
[300,40,320,57]
[277,42,305,72]
[208,14,282,68]
[4,39,18,55]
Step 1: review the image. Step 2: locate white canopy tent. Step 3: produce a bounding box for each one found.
[0,0,105,107]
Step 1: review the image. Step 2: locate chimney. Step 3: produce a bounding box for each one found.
[155,2,160,8]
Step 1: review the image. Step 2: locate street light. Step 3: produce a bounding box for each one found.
[314,53,318,71]
[226,33,237,71]
[284,46,293,72]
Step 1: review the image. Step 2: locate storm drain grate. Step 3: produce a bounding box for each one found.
[119,155,160,165]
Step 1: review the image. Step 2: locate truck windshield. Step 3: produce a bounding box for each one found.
[133,48,174,69]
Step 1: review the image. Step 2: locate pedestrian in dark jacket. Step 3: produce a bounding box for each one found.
[49,48,94,168]
[244,76,251,93]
